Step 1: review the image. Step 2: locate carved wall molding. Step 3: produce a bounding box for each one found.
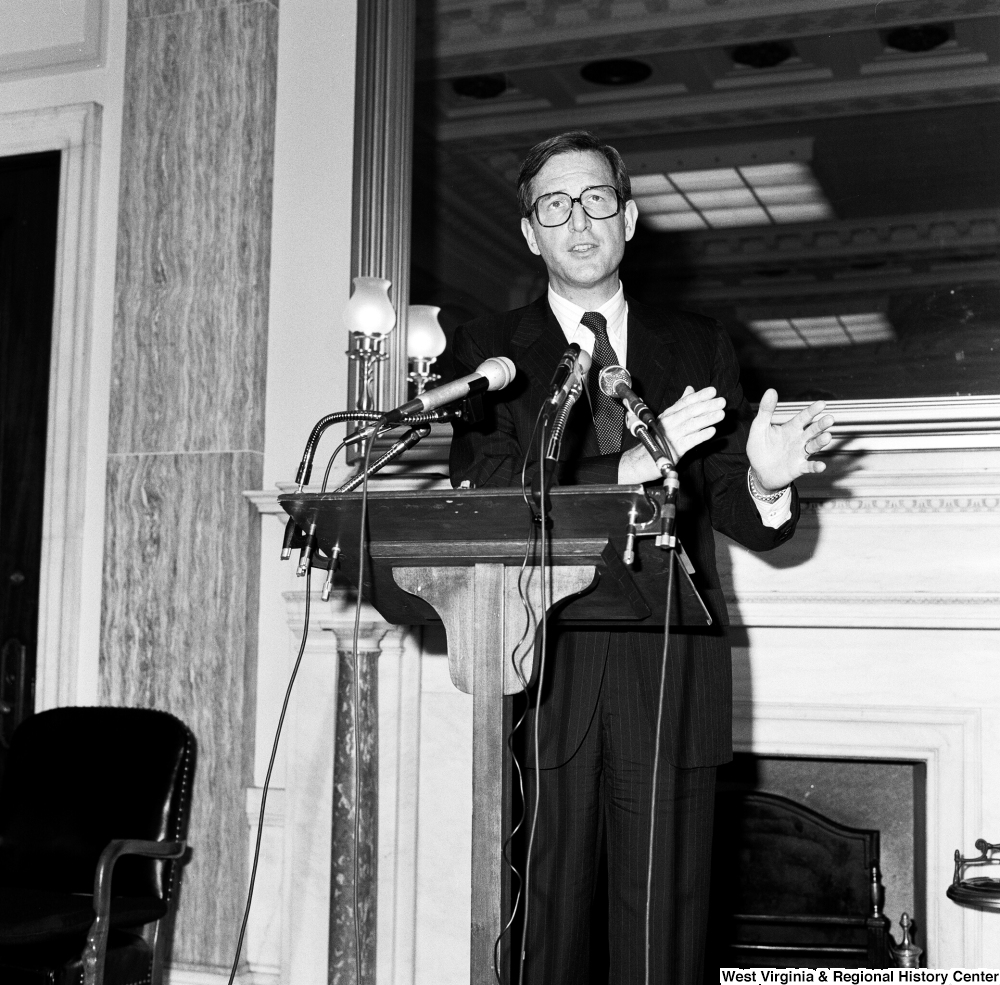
[727,591,1000,628]
[801,496,1000,514]
[421,0,994,68]
[436,67,1000,143]
[0,0,102,79]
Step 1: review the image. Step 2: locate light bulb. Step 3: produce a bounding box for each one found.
[342,276,396,337]
[407,305,447,358]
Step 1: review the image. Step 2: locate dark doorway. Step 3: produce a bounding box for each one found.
[0,150,61,765]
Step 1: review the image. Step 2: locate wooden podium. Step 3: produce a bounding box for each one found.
[279,485,710,984]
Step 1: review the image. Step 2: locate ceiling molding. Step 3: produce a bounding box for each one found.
[677,262,1000,304]
[419,0,994,70]
[675,209,1000,268]
[436,65,1000,143]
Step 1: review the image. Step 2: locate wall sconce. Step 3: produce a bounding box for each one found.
[406,304,447,396]
[344,276,396,440]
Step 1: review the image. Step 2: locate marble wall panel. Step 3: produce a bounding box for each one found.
[110,1,278,456]
[101,449,263,967]
[129,0,278,21]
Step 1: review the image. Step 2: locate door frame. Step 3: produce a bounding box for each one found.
[0,102,101,711]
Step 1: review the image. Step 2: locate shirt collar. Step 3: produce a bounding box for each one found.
[547,282,627,355]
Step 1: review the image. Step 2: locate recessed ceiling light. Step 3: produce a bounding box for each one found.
[883,23,952,53]
[451,74,507,99]
[580,59,653,86]
[632,162,833,231]
[730,41,794,69]
[747,314,895,349]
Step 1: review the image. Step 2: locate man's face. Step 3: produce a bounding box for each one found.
[520,149,638,305]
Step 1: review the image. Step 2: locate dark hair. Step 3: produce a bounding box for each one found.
[516,130,632,219]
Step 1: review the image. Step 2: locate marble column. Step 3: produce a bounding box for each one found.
[100,0,278,973]
[330,615,390,985]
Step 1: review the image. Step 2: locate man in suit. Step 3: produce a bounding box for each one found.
[449,130,834,984]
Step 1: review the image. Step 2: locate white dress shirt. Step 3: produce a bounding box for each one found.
[546,282,792,528]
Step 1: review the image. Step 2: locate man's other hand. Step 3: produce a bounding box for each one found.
[618,386,725,484]
[747,389,835,493]
[657,386,727,464]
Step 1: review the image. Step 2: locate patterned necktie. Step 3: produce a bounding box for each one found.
[580,310,623,454]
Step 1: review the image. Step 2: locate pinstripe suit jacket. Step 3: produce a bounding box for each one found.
[449,294,799,767]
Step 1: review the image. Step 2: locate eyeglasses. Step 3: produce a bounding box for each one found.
[530,185,622,227]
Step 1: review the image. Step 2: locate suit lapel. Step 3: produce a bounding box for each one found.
[625,301,681,416]
[510,296,568,395]
[510,296,602,459]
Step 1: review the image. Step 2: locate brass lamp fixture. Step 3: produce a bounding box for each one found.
[406,304,447,396]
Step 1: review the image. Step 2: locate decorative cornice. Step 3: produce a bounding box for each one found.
[681,262,1000,304]
[771,394,1000,433]
[726,591,1000,627]
[800,496,1000,513]
[420,0,995,69]
[669,210,1000,270]
[436,68,1000,144]
[732,591,1000,603]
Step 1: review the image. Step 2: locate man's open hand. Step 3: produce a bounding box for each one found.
[747,389,835,493]
[656,385,727,464]
[618,385,725,484]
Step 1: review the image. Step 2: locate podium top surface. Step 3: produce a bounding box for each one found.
[279,484,652,561]
[279,486,715,629]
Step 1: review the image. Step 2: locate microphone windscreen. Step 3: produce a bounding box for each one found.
[577,350,593,375]
[478,356,516,391]
[598,364,631,397]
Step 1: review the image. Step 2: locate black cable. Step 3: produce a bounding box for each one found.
[492,520,541,984]
[644,545,675,985]
[226,568,313,985]
[519,418,552,985]
[320,436,352,493]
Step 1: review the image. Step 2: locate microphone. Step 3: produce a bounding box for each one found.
[599,365,672,466]
[382,356,516,423]
[547,343,583,404]
[598,365,659,434]
[547,347,592,412]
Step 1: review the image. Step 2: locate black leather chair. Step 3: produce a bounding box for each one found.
[704,790,892,971]
[0,707,195,985]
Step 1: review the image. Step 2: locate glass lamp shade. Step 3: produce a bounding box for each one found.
[343,276,396,337]
[406,305,447,358]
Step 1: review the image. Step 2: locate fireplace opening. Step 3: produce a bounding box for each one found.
[710,753,927,963]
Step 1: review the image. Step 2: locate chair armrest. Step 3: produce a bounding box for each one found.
[83,839,187,985]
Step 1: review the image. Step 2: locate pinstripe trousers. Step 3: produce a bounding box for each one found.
[517,626,718,985]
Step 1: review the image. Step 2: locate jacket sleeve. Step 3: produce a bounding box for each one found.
[448,321,531,489]
[698,322,798,553]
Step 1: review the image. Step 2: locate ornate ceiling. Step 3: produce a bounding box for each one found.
[410,0,1000,400]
